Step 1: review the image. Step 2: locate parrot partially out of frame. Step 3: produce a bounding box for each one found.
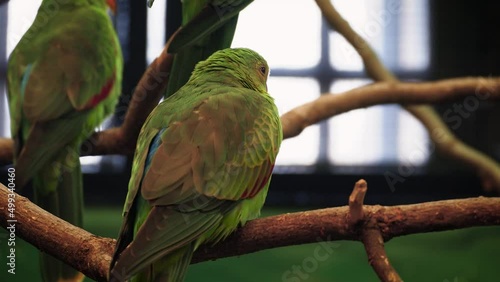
[148,0,254,99]
[7,0,123,281]
[109,48,282,282]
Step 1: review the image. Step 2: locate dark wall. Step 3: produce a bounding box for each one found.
[428,0,500,173]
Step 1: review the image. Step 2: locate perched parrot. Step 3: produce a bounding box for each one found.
[6,0,123,281]
[148,0,253,99]
[109,48,282,282]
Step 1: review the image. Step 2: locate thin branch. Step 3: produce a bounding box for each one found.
[281,77,500,138]
[361,228,403,282]
[1,183,499,281]
[314,0,500,192]
[348,179,367,225]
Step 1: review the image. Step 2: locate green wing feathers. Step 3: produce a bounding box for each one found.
[110,48,281,282]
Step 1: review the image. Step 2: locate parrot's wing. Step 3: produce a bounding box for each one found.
[8,8,119,123]
[7,8,121,186]
[110,87,281,279]
[142,88,280,204]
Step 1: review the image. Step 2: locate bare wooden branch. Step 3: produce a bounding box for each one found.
[314,0,500,192]
[281,77,500,138]
[0,183,115,281]
[348,179,367,225]
[1,183,499,281]
[361,228,403,282]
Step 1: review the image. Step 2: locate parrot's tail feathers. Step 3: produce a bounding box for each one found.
[151,243,195,282]
[33,155,84,282]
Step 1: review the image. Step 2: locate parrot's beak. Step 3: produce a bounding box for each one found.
[106,0,117,15]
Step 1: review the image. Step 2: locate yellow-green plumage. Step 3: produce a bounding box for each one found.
[109,48,281,282]
[6,0,123,281]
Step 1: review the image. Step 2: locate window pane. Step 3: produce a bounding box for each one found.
[397,110,429,165]
[268,77,320,166]
[329,0,384,71]
[146,0,166,64]
[398,0,430,70]
[3,0,42,138]
[7,0,42,54]
[0,91,9,138]
[329,32,364,71]
[232,0,321,69]
[328,79,385,165]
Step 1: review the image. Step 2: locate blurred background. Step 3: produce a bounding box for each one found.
[0,0,499,281]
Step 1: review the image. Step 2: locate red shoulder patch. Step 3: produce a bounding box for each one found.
[84,74,115,109]
[241,161,275,199]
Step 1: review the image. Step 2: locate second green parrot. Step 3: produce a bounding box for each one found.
[109,48,282,282]
[7,0,123,281]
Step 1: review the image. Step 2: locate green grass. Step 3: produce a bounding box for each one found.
[0,206,499,282]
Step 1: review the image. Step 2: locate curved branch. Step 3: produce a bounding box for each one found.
[281,77,500,138]
[1,183,499,281]
[314,0,500,192]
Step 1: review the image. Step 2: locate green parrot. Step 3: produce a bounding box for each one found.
[6,0,123,281]
[109,48,282,282]
[148,0,253,99]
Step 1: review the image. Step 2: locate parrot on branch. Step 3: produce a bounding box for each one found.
[109,48,282,282]
[148,0,254,99]
[6,0,123,281]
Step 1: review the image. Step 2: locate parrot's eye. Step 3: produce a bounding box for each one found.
[259,66,266,75]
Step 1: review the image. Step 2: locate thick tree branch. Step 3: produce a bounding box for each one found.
[314,0,500,192]
[1,183,499,281]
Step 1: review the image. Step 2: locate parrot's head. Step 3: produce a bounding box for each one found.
[106,0,117,14]
[192,48,270,93]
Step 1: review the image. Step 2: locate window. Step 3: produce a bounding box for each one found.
[232,0,431,170]
[0,0,431,173]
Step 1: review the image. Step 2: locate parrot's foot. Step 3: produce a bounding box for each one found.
[57,272,85,282]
